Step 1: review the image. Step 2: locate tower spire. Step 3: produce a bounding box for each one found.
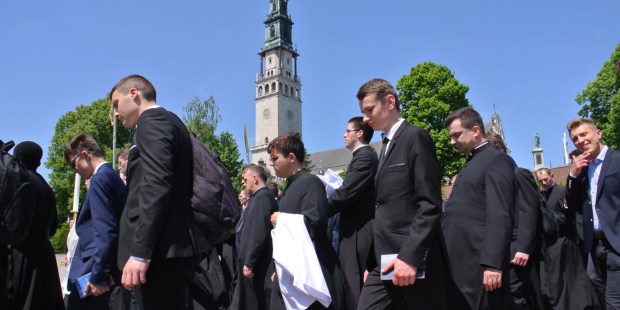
[252,0,302,175]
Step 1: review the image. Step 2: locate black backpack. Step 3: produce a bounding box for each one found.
[0,140,36,245]
[189,134,242,246]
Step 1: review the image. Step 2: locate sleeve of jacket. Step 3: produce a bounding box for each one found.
[398,128,443,269]
[565,172,584,213]
[301,175,330,240]
[328,149,376,216]
[514,168,540,255]
[87,172,120,285]
[131,112,178,260]
[481,155,515,270]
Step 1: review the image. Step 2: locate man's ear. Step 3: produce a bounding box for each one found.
[472,125,481,138]
[385,94,396,111]
[288,152,297,162]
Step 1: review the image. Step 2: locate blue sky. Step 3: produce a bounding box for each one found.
[2,1,619,180]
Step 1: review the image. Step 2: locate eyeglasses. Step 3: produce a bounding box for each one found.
[345,129,360,134]
[69,153,82,170]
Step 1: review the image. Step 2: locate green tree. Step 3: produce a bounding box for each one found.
[183,96,244,191]
[397,62,471,178]
[46,98,133,224]
[576,44,620,149]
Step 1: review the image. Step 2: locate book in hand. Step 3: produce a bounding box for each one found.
[74,273,114,299]
[380,254,426,281]
[74,272,93,299]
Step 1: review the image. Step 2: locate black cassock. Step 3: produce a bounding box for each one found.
[443,142,515,309]
[271,170,355,310]
[1,170,64,310]
[234,187,278,310]
[540,183,600,309]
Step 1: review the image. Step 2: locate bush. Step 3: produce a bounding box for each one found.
[51,221,69,253]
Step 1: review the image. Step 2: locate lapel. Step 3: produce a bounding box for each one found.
[595,149,614,202]
[375,121,408,183]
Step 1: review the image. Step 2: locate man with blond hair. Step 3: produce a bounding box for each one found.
[565,118,620,309]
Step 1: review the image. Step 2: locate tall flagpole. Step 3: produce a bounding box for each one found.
[110,107,117,169]
[563,132,570,165]
[244,122,250,164]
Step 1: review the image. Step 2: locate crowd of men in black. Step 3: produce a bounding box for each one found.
[2,75,619,310]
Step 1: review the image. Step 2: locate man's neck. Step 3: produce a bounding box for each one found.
[381,113,402,133]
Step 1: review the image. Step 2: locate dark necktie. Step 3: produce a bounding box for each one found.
[378,134,389,169]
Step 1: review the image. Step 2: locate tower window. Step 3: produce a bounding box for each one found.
[285,85,288,94]
[265,84,270,93]
[265,137,269,144]
[258,86,263,96]
[271,82,276,92]
[268,57,272,64]
[270,26,275,38]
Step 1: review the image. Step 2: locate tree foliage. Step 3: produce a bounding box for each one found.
[576,44,620,149]
[397,62,471,178]
[45,98,133,224]
[183,96,244,191]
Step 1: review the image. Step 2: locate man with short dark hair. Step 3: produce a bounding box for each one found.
[356,78,447,309]
[443,107,515,309]
[328,116,377,303]
[565,118,620,309]
[268,133,354,310]
[232,164,278,310]
[63,134,127,309]
[110,74,207,308]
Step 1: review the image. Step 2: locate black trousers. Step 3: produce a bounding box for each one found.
[357,268,446,310]
[587,236,620,309]
[110,257,197,310]
[508,259,544,310]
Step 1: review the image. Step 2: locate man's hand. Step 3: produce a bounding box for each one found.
[270,212,280,227]
[483,267,502,292]
[121,258,150,291]
[381,257,417,286]
[570,152,591,176]
[243,265,254,279]
[511,252,529,267]
[83,282,111,297]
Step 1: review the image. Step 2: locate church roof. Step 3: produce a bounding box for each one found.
[308,141,382,174]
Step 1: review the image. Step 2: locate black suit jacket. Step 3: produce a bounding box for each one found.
[511,167,542,257]
[328,146,376,256]
[373,121,446,275]
[566,148,620,253]
[117,108,203,267]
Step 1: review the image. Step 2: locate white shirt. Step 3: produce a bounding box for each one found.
[382,118,405,155]
[589,146,608,231]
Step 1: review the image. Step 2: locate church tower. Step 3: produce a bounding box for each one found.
[489,104,505,142]
[252,0,302,173]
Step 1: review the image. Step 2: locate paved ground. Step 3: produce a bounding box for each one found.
[56,253,69,288]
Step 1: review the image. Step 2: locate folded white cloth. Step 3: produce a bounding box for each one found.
[317,169,343,198]
[272,213,331,309]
